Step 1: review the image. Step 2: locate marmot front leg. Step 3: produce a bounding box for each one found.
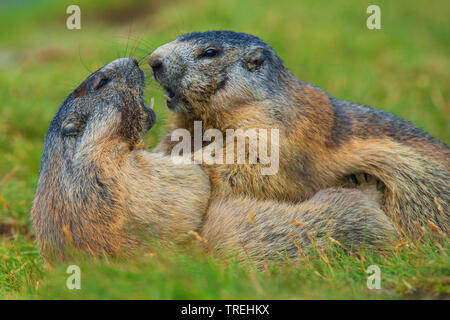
[342,173,386,204]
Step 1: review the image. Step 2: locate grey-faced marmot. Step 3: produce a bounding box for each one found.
[148,31,449,238]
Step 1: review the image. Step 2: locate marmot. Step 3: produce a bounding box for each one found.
[31,58,394,262]
[31,58,211,260]
[148,30,449,238]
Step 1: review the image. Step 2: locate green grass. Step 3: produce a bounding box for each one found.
[0,0,448,299]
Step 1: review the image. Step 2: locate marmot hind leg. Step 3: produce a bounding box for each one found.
[200,187,397,264]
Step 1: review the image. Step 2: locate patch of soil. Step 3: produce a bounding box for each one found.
[0,221,30,237]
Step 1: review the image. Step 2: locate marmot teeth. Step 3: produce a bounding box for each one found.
[150,97,155,110]
[165,95,172,103]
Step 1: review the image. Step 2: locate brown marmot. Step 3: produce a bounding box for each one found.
[148,30,449,238]
[31,58,394,262]
[31,58,210,260]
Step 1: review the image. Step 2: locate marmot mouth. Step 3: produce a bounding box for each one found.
[163,86,177,109]
[138,92,157,130]
[135,74,155,113]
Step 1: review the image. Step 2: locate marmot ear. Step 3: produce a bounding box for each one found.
[244,48,267,71]
[61,113,85,137]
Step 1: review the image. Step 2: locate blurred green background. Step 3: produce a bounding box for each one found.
[0,0,448,299]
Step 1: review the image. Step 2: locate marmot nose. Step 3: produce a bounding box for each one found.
[149,57,163,71]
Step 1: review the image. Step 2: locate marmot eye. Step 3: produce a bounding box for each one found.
[95,77,109,90]
[203,48,218,58]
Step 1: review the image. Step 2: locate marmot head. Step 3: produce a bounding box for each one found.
[41,58,155,171]
[148,31,288,117]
